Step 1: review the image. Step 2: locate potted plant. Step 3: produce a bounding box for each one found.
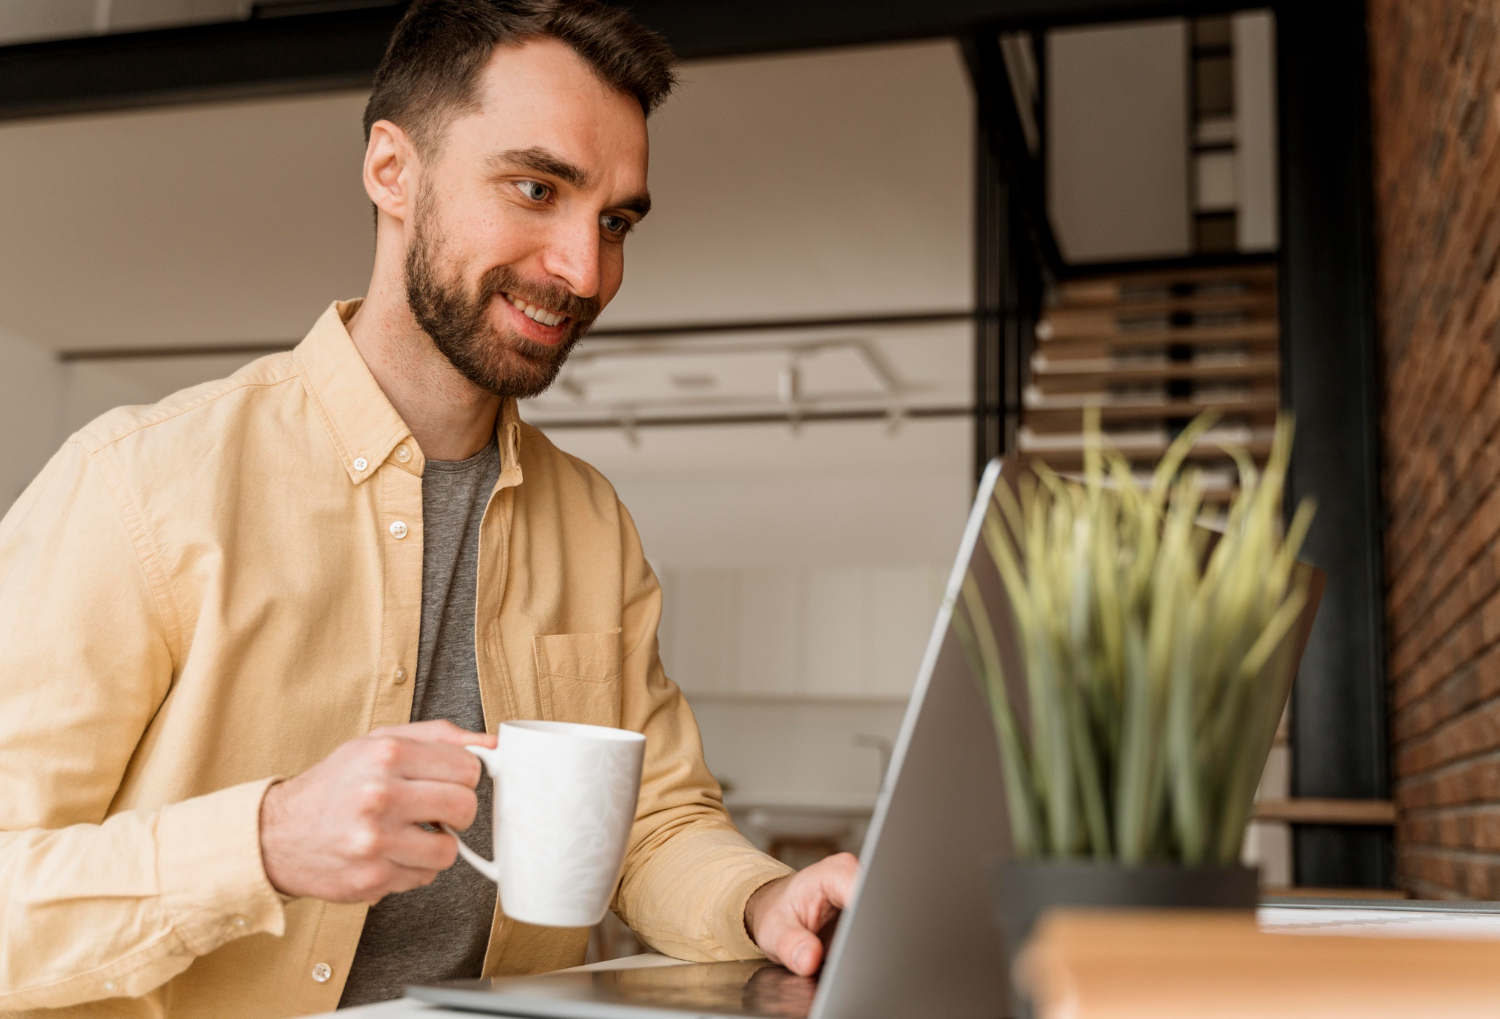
[952,411,1321,1012]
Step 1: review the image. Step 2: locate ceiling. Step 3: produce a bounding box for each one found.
[0,0,395,46]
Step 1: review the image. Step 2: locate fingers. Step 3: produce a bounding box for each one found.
[750,854,862,977]
[387,778,479,831]
[786,853,857,932]
[362,734,484,786]
[779,930,825,977]
[383,823,462,872]
[367,860,446,901]
[811,852,859,911]
[371,718,497,749]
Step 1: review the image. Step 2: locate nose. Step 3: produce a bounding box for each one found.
[538,211,602,300]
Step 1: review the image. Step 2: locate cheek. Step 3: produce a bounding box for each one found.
[597,245,626,305]
[455,202,545,270]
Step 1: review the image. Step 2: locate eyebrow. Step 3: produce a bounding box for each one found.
[490,145,652,220]
[491,146,592,188]
[617,192,652,219]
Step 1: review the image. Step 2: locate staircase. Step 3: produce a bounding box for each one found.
[1023,260,1280,498]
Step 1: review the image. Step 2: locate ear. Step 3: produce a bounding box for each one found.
[363,120,420,224]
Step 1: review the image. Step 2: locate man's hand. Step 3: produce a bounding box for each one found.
[744,853,859,976]
[259,720,494,903]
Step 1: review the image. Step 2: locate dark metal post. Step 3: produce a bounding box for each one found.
[967,29,1049,478]
[1276,0,1391,887]
[975,96,1009,474]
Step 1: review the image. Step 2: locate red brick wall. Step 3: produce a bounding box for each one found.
[1370,0,1500,898]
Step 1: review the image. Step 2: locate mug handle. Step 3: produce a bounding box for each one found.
[440,744,501,884]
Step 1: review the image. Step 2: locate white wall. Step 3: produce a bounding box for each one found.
[602,41,973,326]
[0,90,371,350]
[1046,19,1192,263]
[1234,10,1279,252]
[0,328,64,505]
[61,352,256,435]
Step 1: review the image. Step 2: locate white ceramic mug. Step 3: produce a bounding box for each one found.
[441,720,646,928]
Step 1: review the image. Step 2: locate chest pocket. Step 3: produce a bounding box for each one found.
[533,630,623,728]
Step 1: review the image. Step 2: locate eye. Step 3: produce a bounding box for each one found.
[515,180,551,202]
[601,213,633,237]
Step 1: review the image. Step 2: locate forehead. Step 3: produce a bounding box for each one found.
[442,37,649,189]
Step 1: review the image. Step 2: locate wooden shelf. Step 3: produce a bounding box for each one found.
[1252,798,1397,825]
[1036,322,1279,348]
[1043,294,1276,331]
[1023,389,1279,410]
[1055,264,1277,307]
[1030,361,1279,395]
[1025,397,1280,433]
[1025,449,1267,472]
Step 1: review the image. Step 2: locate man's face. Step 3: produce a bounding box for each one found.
[402,38,651,399]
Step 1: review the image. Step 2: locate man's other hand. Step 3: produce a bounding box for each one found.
[259,720,494,903]
[744,853,859,976]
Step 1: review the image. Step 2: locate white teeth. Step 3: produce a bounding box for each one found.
[506,293,564,327]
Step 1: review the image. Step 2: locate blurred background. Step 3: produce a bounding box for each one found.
[0,0,1488,915]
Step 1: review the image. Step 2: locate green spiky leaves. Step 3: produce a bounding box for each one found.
[953,411,1314,864]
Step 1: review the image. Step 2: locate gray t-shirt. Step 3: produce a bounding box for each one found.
[339,439,501,1008]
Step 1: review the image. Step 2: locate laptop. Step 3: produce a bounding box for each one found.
[410,460,1015,1018]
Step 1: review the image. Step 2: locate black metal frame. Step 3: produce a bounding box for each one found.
[1274,0,1389,888]
[0,0,1387,888]
[0,7,403,120]
[963,0,1388,889]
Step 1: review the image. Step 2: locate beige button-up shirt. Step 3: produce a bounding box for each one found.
[0,301,790,1017]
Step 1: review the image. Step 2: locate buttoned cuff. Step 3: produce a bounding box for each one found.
[157,777,287,955]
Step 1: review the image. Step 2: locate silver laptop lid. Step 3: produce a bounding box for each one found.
[809,458,1009,1019]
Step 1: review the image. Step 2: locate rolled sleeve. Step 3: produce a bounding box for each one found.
[619,827,791,961]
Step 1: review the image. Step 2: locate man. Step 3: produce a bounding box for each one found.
[0,1,858,1014]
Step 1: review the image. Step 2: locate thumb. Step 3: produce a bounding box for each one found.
[781,928,823,976]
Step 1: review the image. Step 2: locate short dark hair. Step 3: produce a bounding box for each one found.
[363,0,677,154]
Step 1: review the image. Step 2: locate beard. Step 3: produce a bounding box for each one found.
[403,206,599,400]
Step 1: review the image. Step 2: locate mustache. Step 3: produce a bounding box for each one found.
[477,265,600,328]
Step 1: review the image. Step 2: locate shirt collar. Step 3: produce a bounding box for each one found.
[294,299,525,486]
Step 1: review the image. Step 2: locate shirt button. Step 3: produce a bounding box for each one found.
[389,521,409,539]
[395,445,412,463]
[392,666,408,685]
[311,962,332,983]
[352,457,368,472]
[103,980,118,994]
[231,915,248,929]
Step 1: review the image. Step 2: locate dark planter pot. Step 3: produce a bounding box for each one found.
[994,860,1259,1018]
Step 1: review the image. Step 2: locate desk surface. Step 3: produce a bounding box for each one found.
[324,953,686,1018]
[322,903,1500,1018]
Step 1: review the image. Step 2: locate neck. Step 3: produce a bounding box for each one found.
[346,266,502,463]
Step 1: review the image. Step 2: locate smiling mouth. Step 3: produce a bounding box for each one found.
[504,292,568,328]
